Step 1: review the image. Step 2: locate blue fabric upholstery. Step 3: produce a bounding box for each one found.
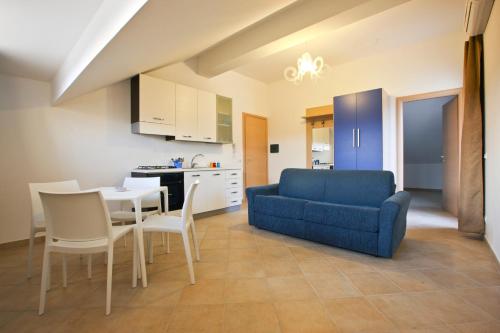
[246,184,278,226]
[255,195,307,220]
[304,201,379,233]
[245,169,411,258]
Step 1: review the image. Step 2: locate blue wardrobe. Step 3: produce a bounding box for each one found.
[334,88,383,170]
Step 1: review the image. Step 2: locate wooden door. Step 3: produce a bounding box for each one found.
[442,96,459,216]
[243,113,268,189]
[333,93,357,169]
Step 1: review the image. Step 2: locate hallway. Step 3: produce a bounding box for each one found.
[407,190,458,230]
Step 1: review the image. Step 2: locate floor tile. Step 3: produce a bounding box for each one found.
[178,279,225,305]
[167,304,224,333]
[347,272,402,295]
[227,260,266,278]
[262,259,304,277]
[266,276,317,301]
[324,297,397,333]
[451,321,500,333]
[224,302,281,333]
[380,269,440,292]
[274,300,339,333]
[224,278,271,303]
[306,272,361,299]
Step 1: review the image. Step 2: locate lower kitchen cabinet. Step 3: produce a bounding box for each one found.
[184,169,242,214]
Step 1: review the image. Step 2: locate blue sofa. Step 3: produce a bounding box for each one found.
[246,169,411,258]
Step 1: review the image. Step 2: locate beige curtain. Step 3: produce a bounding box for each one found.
[459,35,485,235]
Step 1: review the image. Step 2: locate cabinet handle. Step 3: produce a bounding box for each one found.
[231,191,238,194]
[231,173,237,176]
[231,200,238,203]
[357,128,360,148]
[182,135,192,138]
[204,137,212,140]
[192,174,200,177]
[153,117,165,121]
[231,182,237,185]
[352,129,356,148]
[213,173,221,176]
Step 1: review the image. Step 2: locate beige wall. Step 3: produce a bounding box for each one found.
[484,1,500,260]
[267,31,464,183]
[0,66,269,244]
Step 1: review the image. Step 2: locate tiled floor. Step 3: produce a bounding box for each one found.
[0,196,499,333]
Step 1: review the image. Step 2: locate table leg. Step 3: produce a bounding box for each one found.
[134,199,148,287]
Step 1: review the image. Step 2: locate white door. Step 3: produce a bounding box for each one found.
[175,84,198,141]
[197,90,216,142]
[139,75,175,125]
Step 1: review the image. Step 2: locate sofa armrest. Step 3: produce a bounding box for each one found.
[378,191,411,258]
[246,184,279,225]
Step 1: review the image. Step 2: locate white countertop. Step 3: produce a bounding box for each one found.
[132,167,241,174]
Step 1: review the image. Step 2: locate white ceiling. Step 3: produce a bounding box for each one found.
[0,0,104,81]
[236,0,465,83]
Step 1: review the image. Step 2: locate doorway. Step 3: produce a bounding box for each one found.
[397,89,461,216]
[242,113,268,190]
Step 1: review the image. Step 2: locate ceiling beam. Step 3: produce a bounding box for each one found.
[194,0,410,78]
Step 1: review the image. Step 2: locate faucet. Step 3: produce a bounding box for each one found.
[190,154,205,168]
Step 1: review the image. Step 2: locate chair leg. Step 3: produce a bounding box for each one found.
[132,229,138,288]
[122,221,127,247]
[38,248,50,315]
[27,229,35,279]
[62,255,67,288]
[181,230,195,284]
[161,232,166,250]
[190,222,200,261]
[87,255,92,279]
[148,233,154,264]
[105,246,114,315]
[167,232,170,254]
[46,251,51,291]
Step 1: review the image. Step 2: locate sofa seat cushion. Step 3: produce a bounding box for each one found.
[304,201,380,233]
[254,195,307,220]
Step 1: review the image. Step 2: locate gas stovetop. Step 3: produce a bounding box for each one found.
[136,165,175,170]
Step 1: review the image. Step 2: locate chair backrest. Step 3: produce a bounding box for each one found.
[181,180,199,224]
[39,190,112,242]
[29,180,80,228]
[123,177,160,209]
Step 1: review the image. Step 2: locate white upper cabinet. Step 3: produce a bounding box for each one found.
[175,84,198,141]
[197,90,216,142]
[131,74,176,136]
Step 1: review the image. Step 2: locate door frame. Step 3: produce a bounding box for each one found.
[396,88,463,191]
[305,104,334,169]
[242,112,269,195]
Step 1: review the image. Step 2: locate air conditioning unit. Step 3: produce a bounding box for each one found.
[464,0,495,37]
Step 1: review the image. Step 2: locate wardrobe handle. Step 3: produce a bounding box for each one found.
[352,129,356,148]
[357,128,360,148]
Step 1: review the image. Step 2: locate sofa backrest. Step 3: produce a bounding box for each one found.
[278,169,395,207]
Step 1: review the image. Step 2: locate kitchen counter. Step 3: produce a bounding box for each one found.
[132,167,241,174]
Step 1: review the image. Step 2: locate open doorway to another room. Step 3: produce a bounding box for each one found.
[398,89,461,229]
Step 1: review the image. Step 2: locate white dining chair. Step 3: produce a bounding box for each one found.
[109,177,167,248]
[142,181,200,284]
[28,180,82,279]
[38,190,137,315]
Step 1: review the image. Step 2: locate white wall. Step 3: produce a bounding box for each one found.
[267,31,464,183]
[484,1,500,260]
[0,66,269,244]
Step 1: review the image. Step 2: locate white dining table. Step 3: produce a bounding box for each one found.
[98,186,169,288]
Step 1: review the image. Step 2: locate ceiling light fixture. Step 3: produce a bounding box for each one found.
[284,52,325,84]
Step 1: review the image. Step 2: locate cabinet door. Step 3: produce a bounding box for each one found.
[356,89,383,170]
[333,93,357,169]
[197,90,216,142]
[175,84,198,141]
[204,171,226,210]
[184,171,205,213]
[139,75,175,125]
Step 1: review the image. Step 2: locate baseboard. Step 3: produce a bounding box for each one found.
[404,187,442,192]
[194,205,241,219]
[0,236,44,250]
[485,234,500,264]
